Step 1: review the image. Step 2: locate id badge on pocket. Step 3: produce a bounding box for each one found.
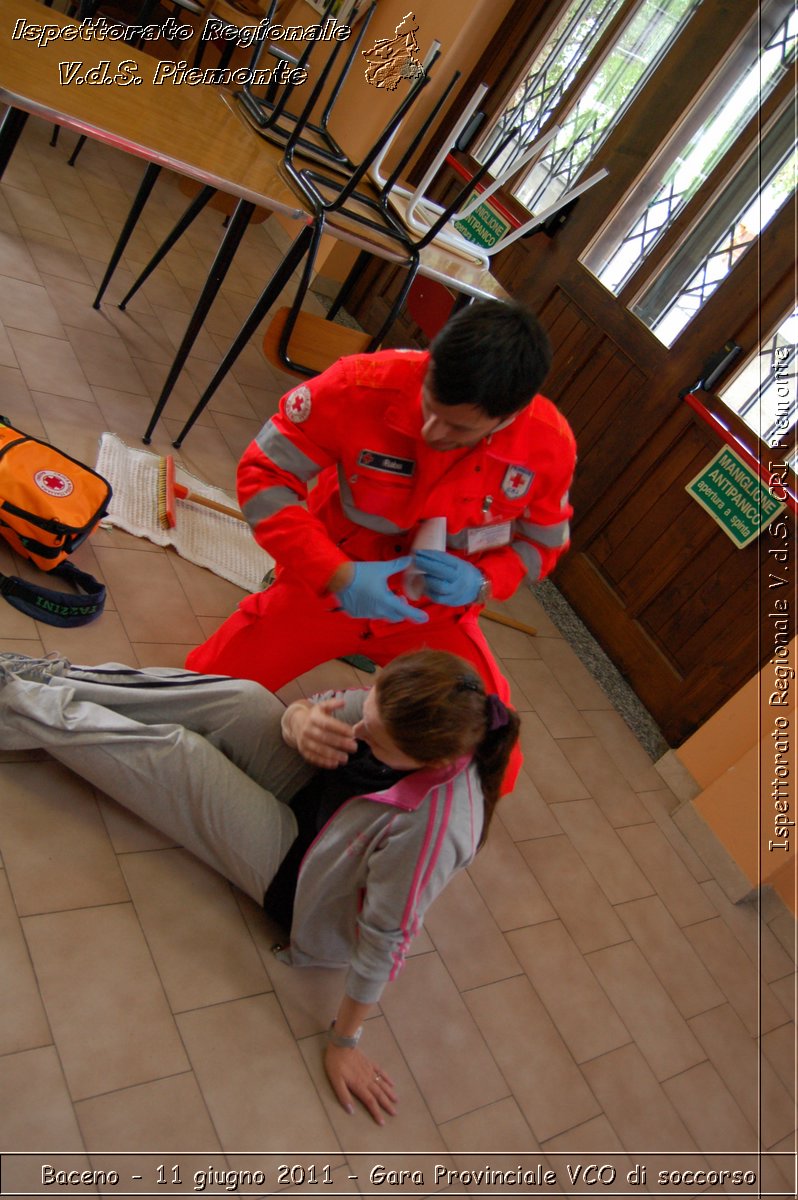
[466,522,512,553]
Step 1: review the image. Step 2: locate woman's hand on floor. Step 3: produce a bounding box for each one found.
[282,698,358,768]
[324,1043,398,1124]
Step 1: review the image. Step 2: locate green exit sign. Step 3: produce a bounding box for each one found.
[686,447,785,547]
[453,191,513,249]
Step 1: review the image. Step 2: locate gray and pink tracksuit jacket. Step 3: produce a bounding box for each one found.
[278,691,485,1004]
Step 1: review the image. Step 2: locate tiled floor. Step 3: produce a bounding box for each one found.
[0,118,795,1196]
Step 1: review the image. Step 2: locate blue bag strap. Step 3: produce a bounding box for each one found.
[0,560,106,627]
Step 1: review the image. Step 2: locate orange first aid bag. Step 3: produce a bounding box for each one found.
[0,418,111,626]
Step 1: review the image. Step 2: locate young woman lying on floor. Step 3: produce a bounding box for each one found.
[0,648,519,1124]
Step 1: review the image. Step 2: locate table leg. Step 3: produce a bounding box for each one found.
[93,161,162,308]
[142,197,256,443]
[172,223,314,448]
[118,184,216,311]
[0,107,29,179]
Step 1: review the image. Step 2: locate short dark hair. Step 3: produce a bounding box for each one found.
[429,300,552,418]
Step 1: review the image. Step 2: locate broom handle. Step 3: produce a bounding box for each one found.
[482,609,538,637]
[173,482,246,522]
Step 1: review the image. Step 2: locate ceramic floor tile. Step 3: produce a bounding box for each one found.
[165,555,248,619]
[587,941,706,1081]
[0,318,20,368]
[0,276,65,339]
[478,614,541,660]
[688,1004,795,1148]
[551,800,653,905]
[23,904,189,1100]
[119,849,271,1013]
[700,879,795,982]
[496,767,561,841]
[465,974,601,1143]
[214,411,264,462]
[24,229,95,285]
[517,713,591,803]
[424,869,522,991]
[637,789,714,882]
[439,1097,540,1152]
[614,896,725,1018]
[0,1044,84,1149]
[379,953,509,1125]
[490,591,563,637]
[64,325,148,395]
[176,993,338,1150]
[662,1061,758,1151]
[534,636,615,711]
[74,1072,222,1151]
[0,869,51,1055]
[61,213,118,262]
[91,546,204,645]
[519,835,629,953]
[582,710,662,792]
[506,922,630,1063]
[581,1043,696,1151]
[466,817,557,929]
[504,659,593,738]
[760,1023,797,1100]
[6,186,71,240]
[541,1114,625,1153]
[557,738,653,827]
[617,823,718,926]
[97,795,178,855]
[8,328,93,402]
[38,612,137,668]
[0,227,43,283]
[31,391,106,464]
[684,918,790,1036]
[0,760,128,916]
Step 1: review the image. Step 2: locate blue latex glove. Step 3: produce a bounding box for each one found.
[337,558,429,624]
[415,549,484,606]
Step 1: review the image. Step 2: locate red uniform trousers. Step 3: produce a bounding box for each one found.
[186,574,522,793]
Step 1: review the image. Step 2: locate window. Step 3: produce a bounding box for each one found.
[585,3,798,297]
[720,312,798,464]
[476,0,699,213]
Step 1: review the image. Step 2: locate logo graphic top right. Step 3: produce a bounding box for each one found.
[362,11,425,90]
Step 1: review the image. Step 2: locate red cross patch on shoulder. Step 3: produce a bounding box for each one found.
[285,385,312,423]
[501,465,534,500]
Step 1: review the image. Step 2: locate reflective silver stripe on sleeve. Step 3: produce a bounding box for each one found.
[517,519,571,547]
[337,466,407,534]
[242,486,303,528]
[513,540,543,581]
[255,421,321,481]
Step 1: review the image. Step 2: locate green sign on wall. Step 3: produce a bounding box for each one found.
[453,191,512,249]
[686,447,785,548]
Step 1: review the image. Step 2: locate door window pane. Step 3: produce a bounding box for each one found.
[585,2,797,294]
[477,0,698,212]
[633,103,796,345]
[720,312,798,464]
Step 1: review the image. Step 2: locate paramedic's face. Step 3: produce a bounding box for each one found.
[420,381,507,451]
[352,691,426,770]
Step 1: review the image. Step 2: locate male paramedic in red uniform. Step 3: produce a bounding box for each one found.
[186,301,576,788]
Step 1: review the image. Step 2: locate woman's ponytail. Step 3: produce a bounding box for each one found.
[473,699,521,848]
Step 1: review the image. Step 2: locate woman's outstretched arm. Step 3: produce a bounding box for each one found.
[324,994,398,1125]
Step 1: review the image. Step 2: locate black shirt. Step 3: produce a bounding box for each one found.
[262,741,411,934]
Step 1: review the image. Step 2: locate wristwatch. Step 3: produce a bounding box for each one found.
[476,573,491,605]
[326,1020,362,1049]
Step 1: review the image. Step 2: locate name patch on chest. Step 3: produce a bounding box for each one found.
[358,450,416,477]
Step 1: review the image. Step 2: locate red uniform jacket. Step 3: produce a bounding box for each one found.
[238,350,575,605]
